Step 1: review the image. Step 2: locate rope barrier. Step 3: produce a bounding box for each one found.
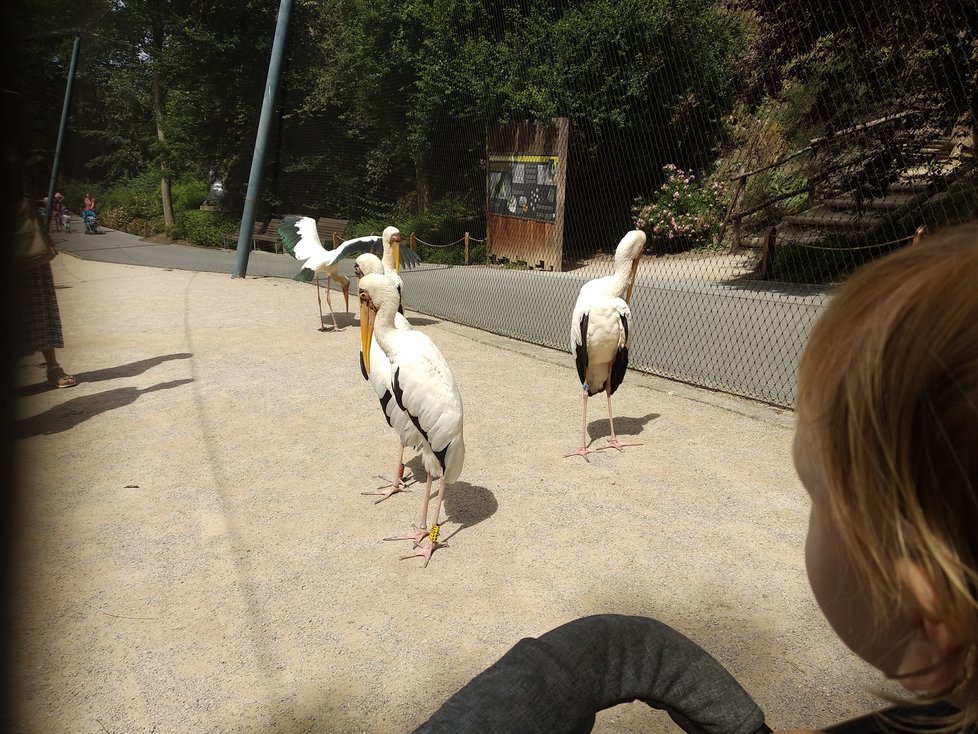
[781,232,915,252]
[414,236,465,248]
[413,234,487,247]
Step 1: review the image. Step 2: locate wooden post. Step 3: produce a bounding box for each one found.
[464,232,470,265]
[808,143,819,206]
[721,173,747,254]
[410,232,417,252]
[912,224,928,246]
[759,226,777,280]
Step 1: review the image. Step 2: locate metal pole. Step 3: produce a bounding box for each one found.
[44,34,81,228]
[232,0,294,278]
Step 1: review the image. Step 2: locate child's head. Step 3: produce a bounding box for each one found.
[795,224,978,721]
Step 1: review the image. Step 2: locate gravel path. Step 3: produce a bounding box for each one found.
[9,253,890,733]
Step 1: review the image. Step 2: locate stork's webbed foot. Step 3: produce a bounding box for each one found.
[599,438,641,453]
[563,445,598,462]
[362,477,413,504]
[400,537,447,568]
[383,526,429,546]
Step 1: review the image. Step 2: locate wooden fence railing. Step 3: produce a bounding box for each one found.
[718,110,920,253]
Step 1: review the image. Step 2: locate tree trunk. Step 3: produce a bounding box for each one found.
[151,32,174,228]
[415,157,429,213]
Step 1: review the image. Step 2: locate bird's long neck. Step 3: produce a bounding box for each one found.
[611,255,635,299]
[382,244,395,273]
[372,299,400,353]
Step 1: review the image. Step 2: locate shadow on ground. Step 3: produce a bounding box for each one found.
[16,353,193,397]
[13,379,194,438]
[586,412,659,442]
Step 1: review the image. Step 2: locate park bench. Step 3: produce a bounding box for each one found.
[251,216,285,253]
[223,218,267,250]
[316,217,350,247]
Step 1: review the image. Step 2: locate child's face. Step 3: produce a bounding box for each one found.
[793,409,907,678]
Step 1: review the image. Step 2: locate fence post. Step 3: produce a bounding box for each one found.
[410,233,417,252]
[912,224,928,246]
[759,226,777,280]
[721,173,747,254]
[808,143,819,206]
[464,232,470,265]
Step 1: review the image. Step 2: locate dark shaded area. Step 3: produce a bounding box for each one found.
[15,353,193,396]
[12,379,193,439]
[442,482,498,538]
[586,412,659,442]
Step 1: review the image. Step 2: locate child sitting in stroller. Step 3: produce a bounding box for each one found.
[82,208,101,235]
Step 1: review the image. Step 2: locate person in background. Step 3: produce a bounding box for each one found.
[51,192,65,232]
[82,192,95,212]
[14,197,76,388]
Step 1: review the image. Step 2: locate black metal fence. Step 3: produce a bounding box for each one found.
[38,1,978,407]
[259,1,976,407]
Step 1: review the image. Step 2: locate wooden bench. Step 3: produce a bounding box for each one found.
[223,218,267,250]
[315,217,350,247]
[251,216,285,253]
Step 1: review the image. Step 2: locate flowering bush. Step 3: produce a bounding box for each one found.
[632,164,728,253]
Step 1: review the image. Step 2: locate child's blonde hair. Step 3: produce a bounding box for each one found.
[797,224,978,723]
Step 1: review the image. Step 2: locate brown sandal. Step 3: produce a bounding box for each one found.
[46,365,77,389]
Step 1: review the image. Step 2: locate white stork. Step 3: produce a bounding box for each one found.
[278,217,420,331]
[358,273,465,566]
[355,253,417,501]
[566,229,647,461]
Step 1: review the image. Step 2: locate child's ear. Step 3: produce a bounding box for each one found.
[893,559,966,695]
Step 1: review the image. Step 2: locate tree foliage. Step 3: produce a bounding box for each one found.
[282,0,747,245]
[10,0,974,250]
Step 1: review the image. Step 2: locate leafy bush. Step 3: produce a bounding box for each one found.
[170,179,209,213]
[740,170,809,231]
[74,172,220,242]
[173,209,239,247]
[348,195,485,266]
[632,165,728,253]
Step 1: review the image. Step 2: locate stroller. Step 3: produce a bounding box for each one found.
[82,209,102,235]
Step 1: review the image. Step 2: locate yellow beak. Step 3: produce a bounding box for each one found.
[625,257,640,303]
[360,301,374,373]
[393,241,401,272]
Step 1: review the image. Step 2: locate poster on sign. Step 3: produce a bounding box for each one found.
[488,154,559,223]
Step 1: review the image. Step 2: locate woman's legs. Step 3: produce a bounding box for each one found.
[42,347,76,388]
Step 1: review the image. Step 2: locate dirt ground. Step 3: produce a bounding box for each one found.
[8,253,893,733]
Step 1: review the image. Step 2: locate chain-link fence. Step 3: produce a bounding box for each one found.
[30,1,975,408]
[255,1,977,407]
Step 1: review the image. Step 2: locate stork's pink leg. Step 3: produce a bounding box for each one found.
[362,444,412,503]
[399,474,448,567]
[315,274,327,331]
[384,473,433,544]
[599,387,641,452]
[564,388,597,461]
[324,276,343,331]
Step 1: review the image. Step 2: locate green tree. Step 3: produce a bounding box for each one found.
[284,0,746,246]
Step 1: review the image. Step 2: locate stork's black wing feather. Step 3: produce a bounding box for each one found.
[608,311,630,396]
[574,312,589,386]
